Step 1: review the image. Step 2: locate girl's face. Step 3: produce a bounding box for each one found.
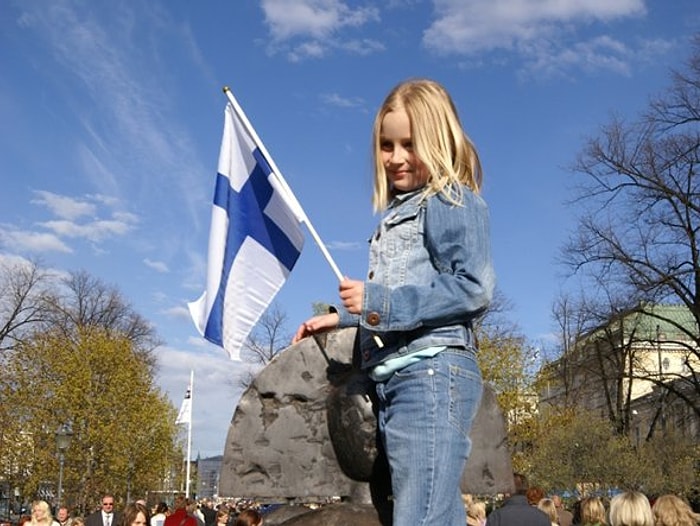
[380,108,427,193]
[131,512,147,526]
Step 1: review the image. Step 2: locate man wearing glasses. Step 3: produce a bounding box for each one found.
[86,495,122,526]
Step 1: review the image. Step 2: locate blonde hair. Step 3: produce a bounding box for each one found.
[216,509,229,524]
[652,494,700,526]
[538,498,559,523]
[609,492,654,526]
[371,78,483,211]
[31,501,53,525]
[466,499,486,525]
[581,496,608,526]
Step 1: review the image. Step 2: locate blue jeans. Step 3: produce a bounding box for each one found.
[375,348,483,526]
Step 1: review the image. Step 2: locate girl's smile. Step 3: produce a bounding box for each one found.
[380,108,427,193]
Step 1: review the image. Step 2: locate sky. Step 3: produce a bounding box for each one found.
[1,0,699,459]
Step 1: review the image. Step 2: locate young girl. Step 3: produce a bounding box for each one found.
[609,492,654,526]
[538,498,561,526]
[118,504,149,526]
[293,78,494,524]
[28,500,59,526]
[579,497,608,526]
[652,494,700,526]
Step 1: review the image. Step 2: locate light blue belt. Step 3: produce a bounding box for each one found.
[369,346,446,381]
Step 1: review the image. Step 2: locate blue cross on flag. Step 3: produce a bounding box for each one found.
[189,102,305,360]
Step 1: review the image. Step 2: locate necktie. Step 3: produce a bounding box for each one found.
[104,515,111,526]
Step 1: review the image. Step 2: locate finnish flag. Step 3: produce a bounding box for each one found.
[175,384,192,425]
[189,103,304,360]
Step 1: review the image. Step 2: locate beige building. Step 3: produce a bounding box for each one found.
[539,304,699,442]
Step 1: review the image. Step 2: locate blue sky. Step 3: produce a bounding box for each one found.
[1,0,698,458]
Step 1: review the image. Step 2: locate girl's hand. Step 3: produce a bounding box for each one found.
[292,313,340,344]
[339,278,364,315]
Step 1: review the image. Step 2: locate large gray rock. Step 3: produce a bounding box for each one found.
[219,328,514,505]
[261,505,315,526]
[269,503,381,526]
[264,502,382,526]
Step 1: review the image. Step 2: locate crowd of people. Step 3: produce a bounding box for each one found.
[7,475,699,526]
[12,495,263,526]
[463,473,699,526]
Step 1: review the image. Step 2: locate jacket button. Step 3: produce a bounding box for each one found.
[363,350,371,360]
[368,270,374,279]
[367,312,380,326]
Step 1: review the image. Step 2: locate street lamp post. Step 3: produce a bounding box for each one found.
[55,423,73,508]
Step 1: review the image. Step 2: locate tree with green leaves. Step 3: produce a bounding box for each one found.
[523,407,698,498]
[0,264,182,511]
[474,291,544,475]
[2,327,181,510]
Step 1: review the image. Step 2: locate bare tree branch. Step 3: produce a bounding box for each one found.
[0,258,52,353]
[237,303,292,389]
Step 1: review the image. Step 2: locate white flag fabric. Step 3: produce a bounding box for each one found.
[175,385,192,425]
[188,103,305,360]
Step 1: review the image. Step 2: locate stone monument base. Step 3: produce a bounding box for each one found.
[220,327,515,522]
[263,502,381,526]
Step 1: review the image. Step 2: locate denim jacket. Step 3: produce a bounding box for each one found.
[336,185,495,369]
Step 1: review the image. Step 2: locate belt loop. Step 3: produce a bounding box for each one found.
[464,324,473,347]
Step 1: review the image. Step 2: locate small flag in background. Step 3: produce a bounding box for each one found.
[188,102,305,360]
[175,384,192,425]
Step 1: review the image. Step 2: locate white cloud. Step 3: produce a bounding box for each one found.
[31,190,96,220]
[339,38,385,55]
[88,194,120,207]
[113,211,139,224]
[286,37,385,61]
[0,198,138,254]
[155,343,246,456]
[0,253,32,267]
[521,35,634,78]
[17,2,209,230]
[162,305,192,320]
[262,0,379,40]
[40,217,136,242]
[181,248,206,292]
[423,0,646,55]
[25,191,140,247]
[258,0,661,72]
[76,144,121,197]
[144,258,169,273]
[320,93,365,108]
[0,228,72,253]
[415,0,681,79]
[261,0,382,60]
[635,37,676,62]
[187,336,209,347]
[288,41,327,61]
